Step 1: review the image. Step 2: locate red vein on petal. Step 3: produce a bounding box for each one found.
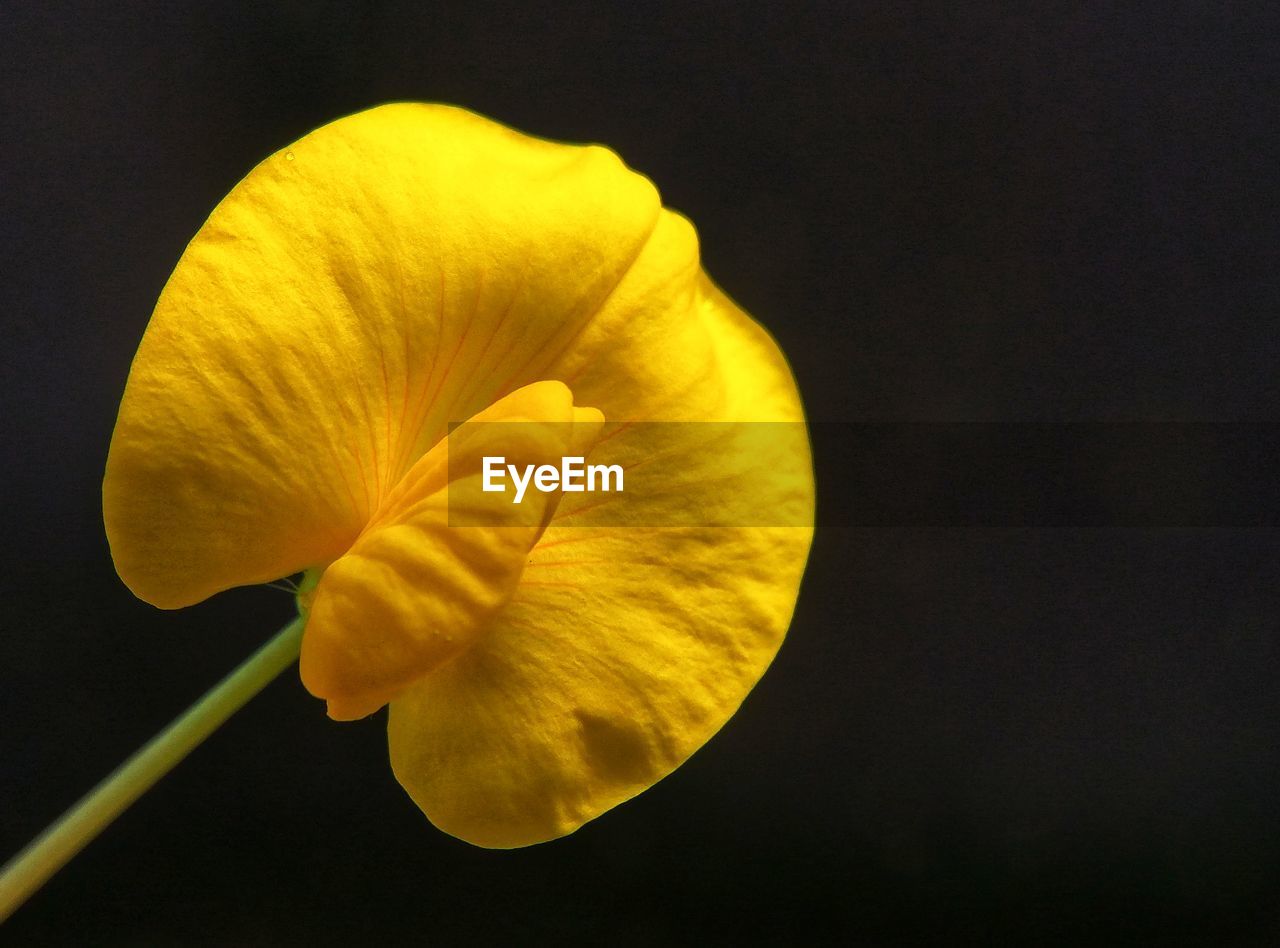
[559,360,590,388]
[417,274,478,446]
[591,419,637,448]
[395,261,413,480]
[378,344,393,494]
[429,265,488,428]
[452,267,525,416]
[492,219,657,398]
[398,268,448,477]
[317,431,365,524]
[351,439,373,515]
[530,532,614,552]
[355,350,382,504]
[523,560,610,569]
[552,492,624,523]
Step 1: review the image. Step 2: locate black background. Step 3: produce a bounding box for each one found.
[3,2,1278,944]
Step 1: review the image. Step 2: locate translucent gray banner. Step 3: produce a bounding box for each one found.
[445,422,1280,528]
[445,421,812,527]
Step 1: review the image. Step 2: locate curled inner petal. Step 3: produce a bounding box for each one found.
[300,381,602,720]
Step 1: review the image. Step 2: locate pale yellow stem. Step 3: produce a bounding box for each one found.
[0,615,306,923]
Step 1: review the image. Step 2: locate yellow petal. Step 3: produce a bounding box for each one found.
[300,381,602,721]
[104,104,662,608]
[387,281,814,848]
[389,527,811,848]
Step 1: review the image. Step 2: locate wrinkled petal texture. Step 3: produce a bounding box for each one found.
[302,381,603,722]
[104,103,814,848]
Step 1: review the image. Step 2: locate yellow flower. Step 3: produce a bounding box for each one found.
[102,103,813,848]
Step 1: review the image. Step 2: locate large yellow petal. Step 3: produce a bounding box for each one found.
[104,104,663,608]
[387,281,814,848]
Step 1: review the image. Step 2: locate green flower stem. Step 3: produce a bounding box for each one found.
[0,615,306,923]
